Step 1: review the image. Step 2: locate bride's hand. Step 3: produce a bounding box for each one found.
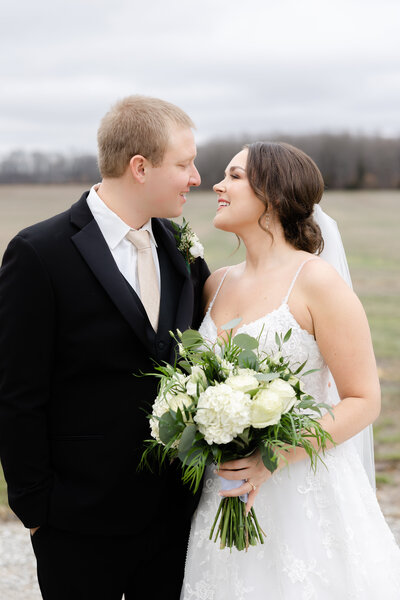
[215,449,273,513]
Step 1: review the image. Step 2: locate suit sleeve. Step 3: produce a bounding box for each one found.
[0,234,55,527]
[191,256,211,329]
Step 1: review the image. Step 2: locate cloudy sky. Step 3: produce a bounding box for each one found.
[1,0,399,155]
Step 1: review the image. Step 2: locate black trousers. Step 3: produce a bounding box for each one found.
[30,523,189,599]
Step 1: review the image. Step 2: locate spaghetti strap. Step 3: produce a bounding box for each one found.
[208,267,231,311]
[282,258,318,304]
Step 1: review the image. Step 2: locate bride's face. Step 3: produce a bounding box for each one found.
[213,149,264,234]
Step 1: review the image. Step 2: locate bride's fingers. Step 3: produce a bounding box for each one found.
[218,481,250,498]
[245,489,259,514]
[219,458,252,469]
[215,467,249,480]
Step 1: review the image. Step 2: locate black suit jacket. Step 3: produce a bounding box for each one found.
[0,192,210,537]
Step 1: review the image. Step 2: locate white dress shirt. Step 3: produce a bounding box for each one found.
[86,184,161,297]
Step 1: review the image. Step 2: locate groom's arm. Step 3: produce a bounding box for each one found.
[190,256,211,329]
[0,234,55,528]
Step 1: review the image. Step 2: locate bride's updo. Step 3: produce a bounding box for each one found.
[245,141,324,254]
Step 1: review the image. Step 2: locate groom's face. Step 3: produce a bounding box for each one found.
[143,125,201,218]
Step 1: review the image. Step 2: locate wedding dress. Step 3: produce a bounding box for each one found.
[181,260,400,600]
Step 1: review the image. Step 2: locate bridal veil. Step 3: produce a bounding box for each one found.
[313,203,376,491]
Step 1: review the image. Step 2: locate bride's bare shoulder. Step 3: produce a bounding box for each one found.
[301,256,358,310]
[202,267,230,311]
[202,264,242,312]
[302,255,350,289]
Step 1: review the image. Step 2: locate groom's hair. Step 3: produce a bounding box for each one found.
[97,95,194,177]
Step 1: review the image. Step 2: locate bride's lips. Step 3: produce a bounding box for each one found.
[217,198,230,211]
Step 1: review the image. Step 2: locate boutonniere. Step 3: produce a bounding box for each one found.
[171,217,204,268]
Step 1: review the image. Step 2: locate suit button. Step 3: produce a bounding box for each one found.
[158,340,165,350]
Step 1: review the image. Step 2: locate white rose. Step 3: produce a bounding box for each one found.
[186,365,208,396]
[174,372,188,385]
[189,239,204,259]
[168,391,193,414]
[225,373,259,394]
[268,378,297,413]
[237,367,258,377]
[194,383,251,445]
[250,388,284,429]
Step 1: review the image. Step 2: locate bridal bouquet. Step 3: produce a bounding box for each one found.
[139,320,333,551]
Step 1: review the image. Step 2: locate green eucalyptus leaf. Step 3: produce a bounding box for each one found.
[221,317,242,331]
[159,412,181,445]
[260,444,279,473]
[238,349,259,370]
[255,372,281,382]
[297,398,316,410]
[181,444,206,470]
[181,329,204,349]
[178,360,192,374]
[232,333,259,350]
[178,423,197,459]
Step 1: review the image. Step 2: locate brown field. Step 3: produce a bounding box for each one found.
[0,185,399,510]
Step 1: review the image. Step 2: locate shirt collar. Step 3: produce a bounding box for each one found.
[86,184,158,250]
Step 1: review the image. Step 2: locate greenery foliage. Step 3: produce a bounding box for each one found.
[139,325,333,550]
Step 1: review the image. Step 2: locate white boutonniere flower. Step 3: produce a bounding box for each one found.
[172,218,204,267]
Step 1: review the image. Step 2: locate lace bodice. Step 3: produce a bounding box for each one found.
[182,268,400,600]
[199,260,331,405]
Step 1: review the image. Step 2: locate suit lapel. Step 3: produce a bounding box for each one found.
[151,218,189,279]
[69,196,197,352]
[70,194,155,352]
[152,219,195,335]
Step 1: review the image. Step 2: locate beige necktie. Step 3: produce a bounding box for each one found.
[126,229,160,331]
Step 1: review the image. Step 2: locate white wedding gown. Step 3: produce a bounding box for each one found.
[181,261,400,600]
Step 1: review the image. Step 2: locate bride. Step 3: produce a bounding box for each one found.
[181,142,400,599]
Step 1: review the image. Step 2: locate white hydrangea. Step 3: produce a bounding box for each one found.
[194,382,251,445]
[150,375,191,443]
[150,393,171,442]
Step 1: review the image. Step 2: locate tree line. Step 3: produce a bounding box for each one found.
[1,133,399,189]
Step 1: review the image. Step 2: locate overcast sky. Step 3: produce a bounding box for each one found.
[1,0,399,155]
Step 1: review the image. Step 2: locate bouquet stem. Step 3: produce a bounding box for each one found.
[209,497,265,551]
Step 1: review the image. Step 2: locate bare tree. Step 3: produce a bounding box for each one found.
[0,135,399,189]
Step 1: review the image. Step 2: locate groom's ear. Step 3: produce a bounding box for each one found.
[129,155,148,183]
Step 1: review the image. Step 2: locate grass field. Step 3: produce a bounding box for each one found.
[0,185,399,508]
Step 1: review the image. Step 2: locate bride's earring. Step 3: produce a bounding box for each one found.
[265,212,270,231]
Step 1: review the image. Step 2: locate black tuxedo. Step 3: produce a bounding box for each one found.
[0,192,210,598]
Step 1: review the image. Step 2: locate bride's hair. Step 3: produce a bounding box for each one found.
[245,141,324,254]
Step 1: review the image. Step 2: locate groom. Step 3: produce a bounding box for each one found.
[0,95,210,599]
